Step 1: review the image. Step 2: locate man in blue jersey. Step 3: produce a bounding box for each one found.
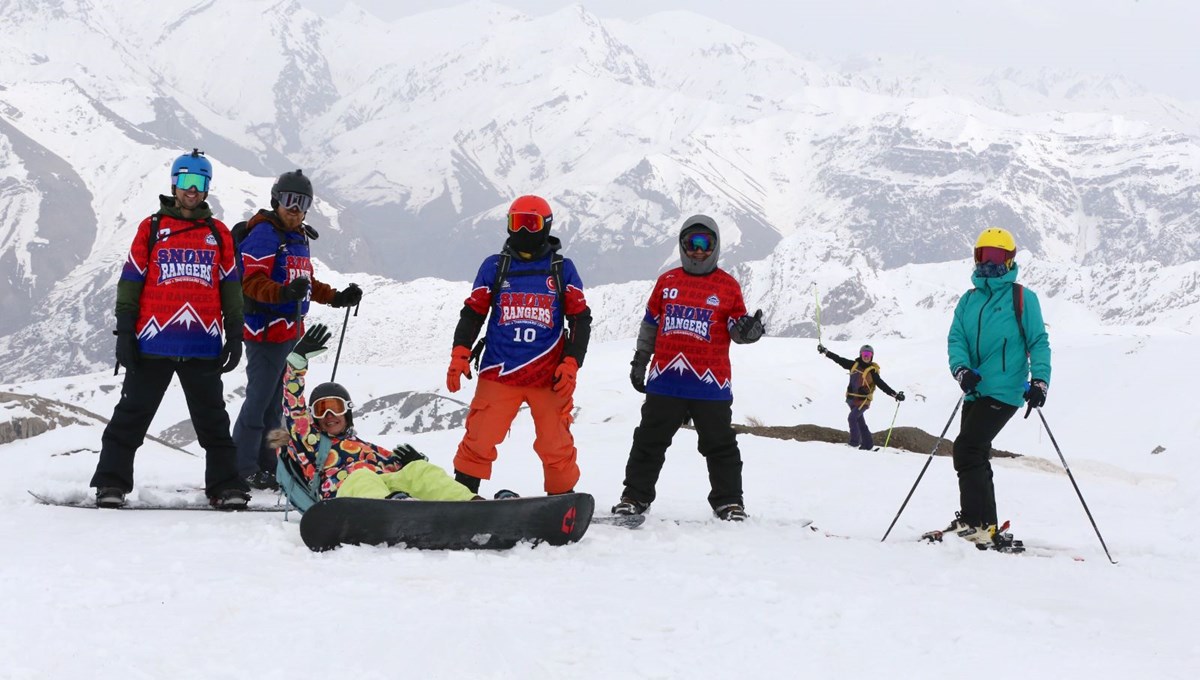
[445,195,592,496]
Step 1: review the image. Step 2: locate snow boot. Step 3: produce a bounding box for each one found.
[246,470,279,491]
[611,497,650,515]
[209,488,251,510]
[95,487,126,509]
[455,470,481,494]
[714,503,748,522]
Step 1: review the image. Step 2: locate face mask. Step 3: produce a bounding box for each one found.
[508,228,548,254]
[974,261,1009,278]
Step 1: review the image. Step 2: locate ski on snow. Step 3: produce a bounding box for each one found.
[28,490,288,513]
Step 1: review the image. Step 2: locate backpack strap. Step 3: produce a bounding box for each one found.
[489,251,513,302]
[1012,283,1029,356]
[145,215,223,284]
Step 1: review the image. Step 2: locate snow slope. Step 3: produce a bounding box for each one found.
[2,327,1197,678]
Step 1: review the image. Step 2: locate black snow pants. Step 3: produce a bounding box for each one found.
[952,396,1018,527]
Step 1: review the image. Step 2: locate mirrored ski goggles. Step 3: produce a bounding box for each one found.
[174,173,210,192]
[508,212,546,233]
[860,351,873,361]
[277,191,313,213]
[311,396,351,419]
[975,246,1013,265]
[681,232,714,252]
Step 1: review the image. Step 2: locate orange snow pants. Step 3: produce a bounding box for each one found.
[453,378,579,494]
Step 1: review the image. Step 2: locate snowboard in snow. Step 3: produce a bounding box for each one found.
[592,513,648,528]
[299,493,595,552]
[28,490,287,512]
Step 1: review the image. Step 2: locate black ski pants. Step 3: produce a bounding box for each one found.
[621,394,744,510]
[92,357,246,497]
[952,396,1017,527]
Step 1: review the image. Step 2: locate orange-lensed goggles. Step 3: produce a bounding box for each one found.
[311,396,350,419]
[508,212,546,233]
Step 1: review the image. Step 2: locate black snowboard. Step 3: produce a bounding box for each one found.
[300,493,595,552]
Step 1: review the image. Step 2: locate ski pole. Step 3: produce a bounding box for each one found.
[882,400,901,449]
[329,303,355,383]
[881,395,963,542]
[1034,407,1118,565]
[814,287,822,346]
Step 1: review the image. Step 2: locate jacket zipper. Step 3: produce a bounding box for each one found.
[975,288,994,362]
[1002,338,1007,372]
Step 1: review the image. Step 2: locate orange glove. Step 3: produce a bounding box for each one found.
[552,357,579,397]
[446,346,473,393]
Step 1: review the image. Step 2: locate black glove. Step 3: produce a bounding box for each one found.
[393,443,429,467]
[219,338,242,373]
[280,277,310,302]
[294,323,332,360]
[895,391,905,402]
[1024,380,1048,419]
[954,367,981,394]
[817,344,827,355]
[331,283,362,308]
[730,309,765,344]
[114,313,140,371]
[629,350,651,393]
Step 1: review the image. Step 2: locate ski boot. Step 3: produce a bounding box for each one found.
[714,503,748,522]
[95,487,126,509]
[611,497,650,515]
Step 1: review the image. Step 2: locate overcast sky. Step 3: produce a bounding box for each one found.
[298,0,1199,102]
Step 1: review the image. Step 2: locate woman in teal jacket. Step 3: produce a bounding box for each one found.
[944,228,1051,546]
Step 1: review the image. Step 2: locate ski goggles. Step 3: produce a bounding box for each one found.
[975,246,1013,265]
[311,396,351,419]
[277,191,313,213]
[681,232,715,253]
[508,212,547,233]
[174,173,210,193]
[860,351,873,361]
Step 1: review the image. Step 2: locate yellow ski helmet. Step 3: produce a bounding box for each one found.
[974,227,1016,266]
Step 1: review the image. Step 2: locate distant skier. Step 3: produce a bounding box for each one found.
[90,150,250,509]
[270,324,477,506]
[231,169,363,492]
[445,195,592,496]
[943,227,1051,547]
[612,215,764,522]
[816,343,905,450]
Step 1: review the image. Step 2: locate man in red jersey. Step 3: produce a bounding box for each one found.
[91,150,250,509]
[612,215,764,521]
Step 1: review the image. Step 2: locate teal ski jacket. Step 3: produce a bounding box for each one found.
[947,264,1051,407]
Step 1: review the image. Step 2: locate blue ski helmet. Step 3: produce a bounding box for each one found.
[171,149,212,192]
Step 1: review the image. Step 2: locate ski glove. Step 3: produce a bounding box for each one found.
[114,313,140,372]
[330,283,362,308]
[954,367,981,394]
[446,345,473,393]
[294,323,332,361]
[730,309,765,344]
[392,443,429,467]
[817,344,827,355]
[219,338,242,373]
[629,350,651,393]
[552,356,579,398]
[895,391,905,402]
[1024,380,1048,419]
[280,277,310,303]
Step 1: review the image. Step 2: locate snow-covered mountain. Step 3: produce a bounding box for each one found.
[1,0,1199,382]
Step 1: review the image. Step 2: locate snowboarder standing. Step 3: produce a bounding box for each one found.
[269,324,476,506]
[613,215,764,521]
[90,150,250,508]
[231,170,362,491]
[943,227,1051,546]
[816,343,905,450]
[445,195,592,496]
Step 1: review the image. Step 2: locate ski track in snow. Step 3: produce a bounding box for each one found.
[2,334,1198,679]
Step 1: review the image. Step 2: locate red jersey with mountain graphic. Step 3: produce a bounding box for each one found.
[120,215,237,358]
[643,267,748,401]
